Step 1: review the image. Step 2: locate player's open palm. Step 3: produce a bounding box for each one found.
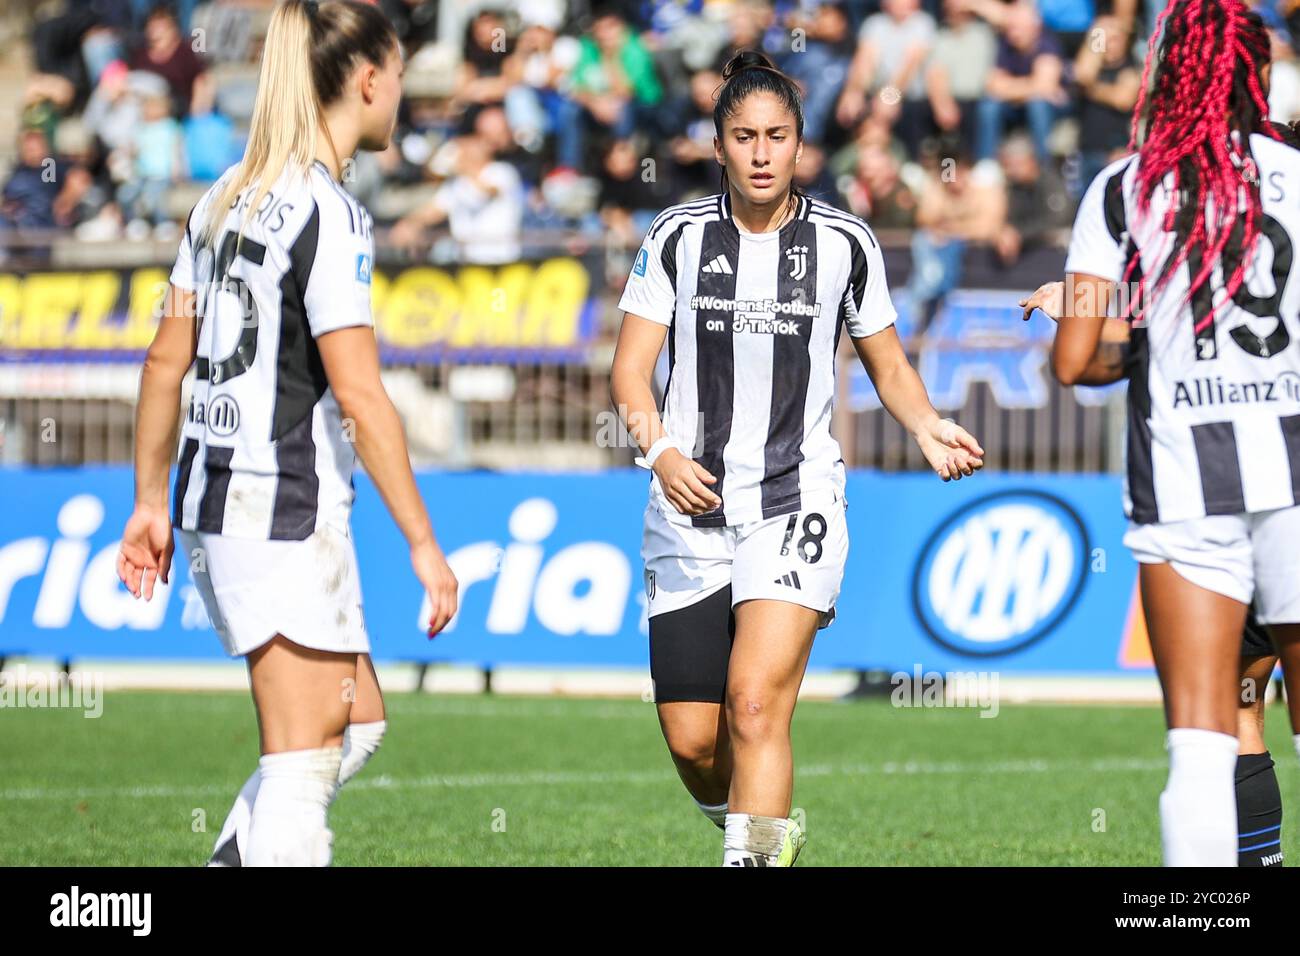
[117,504,174,600]
[413,540,459,637]
[1020,280,1065,323]
[917,418,985,482]
[654,448,722,516]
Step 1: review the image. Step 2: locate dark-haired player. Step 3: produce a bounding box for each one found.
[610,50,984,866]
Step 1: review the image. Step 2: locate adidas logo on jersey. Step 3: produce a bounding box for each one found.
[702,254,733,275]
[773,571,802,590]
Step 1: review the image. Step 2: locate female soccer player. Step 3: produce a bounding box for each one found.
[610,51,985,866]
[1024,278,1285,867]
[116,0,458,866]
[1051,0,1300,865]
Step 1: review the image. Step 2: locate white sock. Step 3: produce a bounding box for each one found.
[1292,733,1300,767]
[695,800,727,829]
[339,720,386,787]
[208,721,386,866]
[722,812,787,867]
[245,746,342,867]
[208,770,259,866]
[1160,728,1238,867]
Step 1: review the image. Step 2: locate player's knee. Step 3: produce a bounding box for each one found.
[664,725,719,771]
[725,689,777,745]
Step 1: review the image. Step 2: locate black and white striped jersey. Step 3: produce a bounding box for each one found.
[618,191,897,527]
[1068,138,1300,525]
[168,160,375,540]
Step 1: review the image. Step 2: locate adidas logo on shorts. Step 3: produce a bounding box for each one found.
[773,571,802,590]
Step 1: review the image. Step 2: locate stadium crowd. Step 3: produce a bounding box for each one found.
[6,0,1300,300]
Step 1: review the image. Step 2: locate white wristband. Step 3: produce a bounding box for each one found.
[637,436,677,470]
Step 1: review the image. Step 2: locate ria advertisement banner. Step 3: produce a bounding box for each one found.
[0,468,1156,674]
[0,256,600,363]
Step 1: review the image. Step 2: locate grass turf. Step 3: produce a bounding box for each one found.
[2,691,1295,866]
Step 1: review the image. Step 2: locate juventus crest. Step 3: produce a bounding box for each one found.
[786,244,809,281]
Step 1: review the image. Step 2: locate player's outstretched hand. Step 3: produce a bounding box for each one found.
[413,539,459,638]
[117,504,174,600]
[1019,280,1065,323]
[917,417,985,481]
[653,447,722,516]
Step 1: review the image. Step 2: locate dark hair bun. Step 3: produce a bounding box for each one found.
[720,50,779,82]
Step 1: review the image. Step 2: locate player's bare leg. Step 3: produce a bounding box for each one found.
[1270,625,1300,737]
[1235,654,1283,865]
[1142,562,1247,865]
[656,701,732,820]
[240,636,357,865]
[722,599,819,865]
[1238,655,1273,754]
[208,650,386,866]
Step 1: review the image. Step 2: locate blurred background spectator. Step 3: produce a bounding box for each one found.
[11,0,1300,308]
[976,1,1066,163]
[1073,12,1139,186]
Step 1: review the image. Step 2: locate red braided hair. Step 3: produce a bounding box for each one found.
[1123,0,1278,331]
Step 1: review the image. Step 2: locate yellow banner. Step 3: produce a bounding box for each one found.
[0,257,595,355]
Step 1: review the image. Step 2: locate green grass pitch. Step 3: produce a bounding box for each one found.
[3,691,1297,866]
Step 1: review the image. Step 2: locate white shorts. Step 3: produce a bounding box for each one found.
[641,489,849,627]
[178,523,370,658]
[1124,505,1300,624]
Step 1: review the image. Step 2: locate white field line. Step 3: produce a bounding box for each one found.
[0,756,1169,803]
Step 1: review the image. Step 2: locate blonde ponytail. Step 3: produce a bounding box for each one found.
[199,0,320,247]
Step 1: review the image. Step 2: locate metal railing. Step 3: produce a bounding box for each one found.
[0,235,1125,474]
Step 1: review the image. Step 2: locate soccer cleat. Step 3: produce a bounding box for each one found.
[775,819,806,866]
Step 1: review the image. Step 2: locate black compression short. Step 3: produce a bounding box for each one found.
[649,585,735,704]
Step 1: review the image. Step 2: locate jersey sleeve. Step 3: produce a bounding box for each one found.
[617,221,677,327]
[169,211,196,291]
[842,224,898,339]
[303,196,375,337]
[1064,165,1127,282]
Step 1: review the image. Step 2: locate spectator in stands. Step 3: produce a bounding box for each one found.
[591,135,661,244]
[116,87,184,236]
[556,7,664,174]
[668,68,723,196]
[975,0,1066,164]
[0,127,92,233]
[129,4,212,119]
[1074,13,1141,187]
[835,0,937,157]
[926,0,997,154]
[780,2,855,145]
[841,142,918,228]
[455,8,515,109]
[472,103,544,189]
[26,3,101,116]
[1038,0,1095,57]
[711,0,777,73]
[82,60,139,160]
[993,132,1069,267]
[389,132,525,264]
[794,141,842,205]
[907,148,1005,330]
[379,0,441,57]
[507,6,582,154]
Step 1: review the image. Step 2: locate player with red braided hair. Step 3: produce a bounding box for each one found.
[1120,0,1279,331]
[1050,0,1300,866]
